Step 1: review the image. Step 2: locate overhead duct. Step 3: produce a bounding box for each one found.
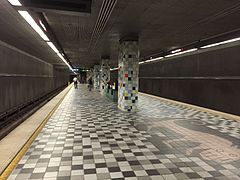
[88,0,117,53]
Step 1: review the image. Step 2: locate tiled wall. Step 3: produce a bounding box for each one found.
[118,41,139,112]
[100,59,110,94]
[86,68,93,81]
[94,65,101,89]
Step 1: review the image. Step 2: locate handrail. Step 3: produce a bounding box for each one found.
[139,76,240,80]
[0,73,54,78]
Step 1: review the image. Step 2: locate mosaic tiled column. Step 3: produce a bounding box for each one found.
[100,59,110,94]
[93,65,101,89]
[87,68,93,82]
[118,39,139,112]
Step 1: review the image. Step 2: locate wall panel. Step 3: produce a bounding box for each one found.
[0,41,69,115]
[139,44,240,115]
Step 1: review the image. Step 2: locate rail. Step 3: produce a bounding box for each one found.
[0,85,67,140]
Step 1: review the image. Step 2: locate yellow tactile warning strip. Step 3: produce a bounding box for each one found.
[139,92,240,122]
[0,85,73,180]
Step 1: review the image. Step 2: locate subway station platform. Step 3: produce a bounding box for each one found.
[7,85,240,180]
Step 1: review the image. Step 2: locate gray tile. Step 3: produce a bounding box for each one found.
[8,85,240,180]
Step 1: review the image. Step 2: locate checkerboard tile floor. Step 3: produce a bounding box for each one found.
[8,85,240,180]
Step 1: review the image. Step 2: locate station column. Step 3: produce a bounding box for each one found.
[93,65,100,89]
[118,38,139,112]
[100,59,110,94]
[87,68,93,82]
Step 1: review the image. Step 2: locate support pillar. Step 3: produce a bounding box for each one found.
[87,68,93,82]
[100,59,110,94]
[93,65,100,89]
[118,39,139,112]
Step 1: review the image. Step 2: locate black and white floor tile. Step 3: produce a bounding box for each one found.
[8,85,240,180]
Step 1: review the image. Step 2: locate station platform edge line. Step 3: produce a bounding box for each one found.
[139,92,240,122]
[0,85,73,180]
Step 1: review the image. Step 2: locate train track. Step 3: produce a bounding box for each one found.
[0,85,67,140]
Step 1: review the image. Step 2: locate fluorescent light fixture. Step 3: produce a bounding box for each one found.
[39,20,47,31]
[17,10,75,73]
[8,0,22,6]
[57,53,69,66]
[145,56,163,63]
[48,44,75,73]
[47,42,59,53]
[110,67,118,71]
[57,53,72,70]
[18,11,49,41]
[201,37,240,49]
[171,49,181,54]
[165,48,198,58]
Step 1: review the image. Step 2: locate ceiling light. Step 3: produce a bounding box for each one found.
[57,53,71,68]
[18,11,49,41]
[171,49,181,54]
[39,20,47,31]
[47,42,59,53]
[201,37,240,49]
[165,48,198,58]
[8,0,22,6]
[110,67,118,71]
[56,53,75,73]
[145,57,163,63]
[57,53,71,67]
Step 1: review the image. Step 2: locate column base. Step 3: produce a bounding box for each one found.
[118,105,138,112]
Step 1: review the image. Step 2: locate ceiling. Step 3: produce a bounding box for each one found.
[0,0,64,66]
[1,0,240,69]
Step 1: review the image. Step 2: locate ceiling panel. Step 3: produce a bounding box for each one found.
[1,0,240,68]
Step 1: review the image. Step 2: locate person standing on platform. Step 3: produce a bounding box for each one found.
[73,77,78,89]
[88,77,93,91]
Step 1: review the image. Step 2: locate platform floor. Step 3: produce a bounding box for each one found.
[8,85,240,180]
